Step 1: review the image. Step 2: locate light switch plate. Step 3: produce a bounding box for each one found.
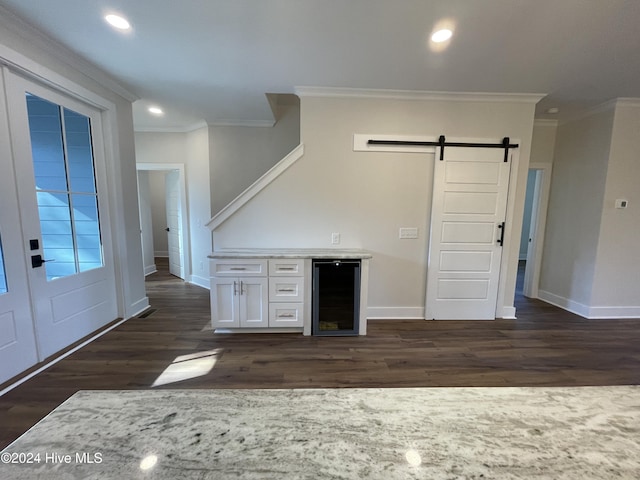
[615,199,629,209]
[331,232,340,244]
[399,227,419,239]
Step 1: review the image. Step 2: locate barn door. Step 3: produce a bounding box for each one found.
[425,143,512,320]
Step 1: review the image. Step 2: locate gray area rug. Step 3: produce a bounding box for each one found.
[1,386,639,479]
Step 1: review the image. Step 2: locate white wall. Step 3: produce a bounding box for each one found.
[590,103,640,315]
[539,107,614,310]
[214,94,537,318]
[209,101,300,215]
[135,127,211,288]
[0,13,147,318]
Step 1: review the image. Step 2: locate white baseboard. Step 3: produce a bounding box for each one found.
[144,264,157,276]
[127,297,151,319]
[188,274,210,290]
[538,290,590,317]
[499,306,517,319]
[367,306,425,320]
[539,290,640,319]
[585,305,640,319]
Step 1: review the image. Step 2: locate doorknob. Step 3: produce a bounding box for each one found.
[31,254,54,268]
[165,227,170,232]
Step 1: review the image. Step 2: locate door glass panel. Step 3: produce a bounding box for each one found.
[0,233,7,294]
[26,94,103,281]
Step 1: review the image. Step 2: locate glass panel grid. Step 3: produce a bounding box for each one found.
[26,94,103,281]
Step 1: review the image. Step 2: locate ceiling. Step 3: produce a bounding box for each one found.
[2,0,640,130]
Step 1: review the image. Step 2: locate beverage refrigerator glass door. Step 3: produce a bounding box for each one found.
[312,259,360,336]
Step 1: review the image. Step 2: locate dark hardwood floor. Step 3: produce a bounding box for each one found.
[1,258,639,448]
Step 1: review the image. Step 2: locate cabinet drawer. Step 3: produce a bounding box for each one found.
[268,259,304,276]
[211,259,267,277]
[269,276,304,302]
[269,303,304,327]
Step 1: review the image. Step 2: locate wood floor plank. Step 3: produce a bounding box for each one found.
[1,258,639,448]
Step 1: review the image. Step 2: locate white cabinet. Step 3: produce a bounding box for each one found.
[210,257,306,330]
[268,259,305,328]
[210,260,268,329]
[210,277,268,328]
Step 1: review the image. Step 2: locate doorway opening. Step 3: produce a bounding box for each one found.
[518,164,552,299]
[136,164,189,282]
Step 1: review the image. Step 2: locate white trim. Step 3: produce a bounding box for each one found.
[499,306,517,319]
[533,119,559,127]
[209,119,275,127]
[0,5,137,102]
[295,86,544,104]
[207,143,305,230]
[188,274,210,290]
[154,251,169,258]
[538,290,590,318]
[586,306,640,319]
[144,265,157,276]
[128,297,151,319]
[353,134,437,153]
[367,307,425,319]
[0,315,132,398]
[538,290,640,319]
[134,120,208,133]
[614,98,640,108]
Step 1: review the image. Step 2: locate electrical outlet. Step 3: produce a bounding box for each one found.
[331,232,340,245]
[399,227,419,239]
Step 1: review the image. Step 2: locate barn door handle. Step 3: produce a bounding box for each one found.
[497,222,505,246]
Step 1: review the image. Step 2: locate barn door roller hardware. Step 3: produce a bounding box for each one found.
[367,136,518,162]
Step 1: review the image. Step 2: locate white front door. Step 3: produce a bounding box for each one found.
[425,143,512,320]
[0,70,38,384]
[165,170,183,278]
[5,71,118,359]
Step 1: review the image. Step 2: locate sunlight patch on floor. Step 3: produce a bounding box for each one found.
[151,349,222,387]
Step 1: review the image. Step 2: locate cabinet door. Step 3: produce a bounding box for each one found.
[239,277,268,328]
[211,277,239,328]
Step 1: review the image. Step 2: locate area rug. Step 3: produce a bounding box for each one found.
[1,387,639,479]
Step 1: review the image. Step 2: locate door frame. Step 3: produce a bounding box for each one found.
[522,163,553,299]
[136,163,190,281]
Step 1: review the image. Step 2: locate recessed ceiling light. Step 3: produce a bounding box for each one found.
[546,107,560,114]
[105,14,131,30]
[148,106,164,115]
[431,29,453,43]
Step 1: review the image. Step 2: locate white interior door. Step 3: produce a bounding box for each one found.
[5,70,118,359]
[0,70,39,384]
[165,170,183,278]
[425,143,512,320]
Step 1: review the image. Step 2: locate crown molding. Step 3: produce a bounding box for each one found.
[615,98,640,108]
[0,4,138,102]
[209,119,275,127]
[134,120,208,134]
[294,86,545,104]
[533,119,559,127]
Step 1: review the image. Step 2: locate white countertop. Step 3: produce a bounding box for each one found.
[208,248,373,259]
